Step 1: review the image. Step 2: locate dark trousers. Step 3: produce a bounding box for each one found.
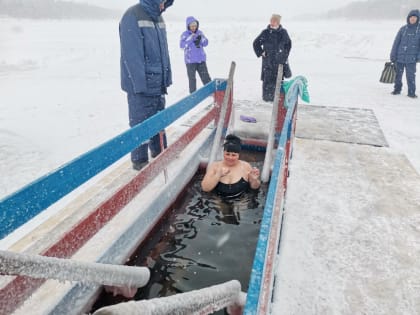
[186,62,211,93]
[394,62,417,96]
[262,68,283,102]
[127,93,167,163]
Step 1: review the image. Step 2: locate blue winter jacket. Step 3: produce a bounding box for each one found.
[119,0,174,95]
[390,9,420,64]
[179,16,209,64]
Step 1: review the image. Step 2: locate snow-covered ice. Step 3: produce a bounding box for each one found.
[1,9,420,315]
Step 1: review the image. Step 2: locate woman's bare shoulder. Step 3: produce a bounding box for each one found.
[207,160,222,170]
[211,160,224,166]
[240,160,252,168]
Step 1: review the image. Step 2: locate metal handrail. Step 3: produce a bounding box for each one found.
[0,80,224,239]
[0,74,231,315]
[261,64,284,183]
[93,280,245,315]
[207,61,236,168]
[0,250,150,289]
[244,95,298,314]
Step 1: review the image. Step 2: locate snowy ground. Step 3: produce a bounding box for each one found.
[273,105,420,314]
[1,17,418,201]
[1,15,420,314]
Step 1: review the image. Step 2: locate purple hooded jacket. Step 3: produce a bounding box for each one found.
[179,16,208,64]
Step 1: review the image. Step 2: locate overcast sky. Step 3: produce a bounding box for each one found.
[76,0,354,19]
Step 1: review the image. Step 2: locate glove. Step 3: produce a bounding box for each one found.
[194,35,201,47]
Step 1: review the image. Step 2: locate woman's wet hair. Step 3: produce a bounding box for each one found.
[223,134,241,153]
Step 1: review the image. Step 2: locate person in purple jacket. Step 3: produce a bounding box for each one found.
[180,16,212,93]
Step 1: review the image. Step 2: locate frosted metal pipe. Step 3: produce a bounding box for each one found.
[93,280,245,315]
[261,64,284,183]
[208,61,236,169]
[0,250,150,288]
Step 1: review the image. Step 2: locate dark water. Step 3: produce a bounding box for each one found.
[92,158,267,314]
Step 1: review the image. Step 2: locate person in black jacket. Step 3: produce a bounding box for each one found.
[253,14,292,102]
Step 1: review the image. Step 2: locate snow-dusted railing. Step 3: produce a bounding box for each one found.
[0,79,234,315]
[208,61,235,167]
[92,280,245,315]
[244,95,298,314]
[261,64,284,183]
[0,250,150,289]
[0,79,228,239]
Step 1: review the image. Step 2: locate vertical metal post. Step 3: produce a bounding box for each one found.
[261,64,284,183]
[208,61,236,169]
[159,131,168,183]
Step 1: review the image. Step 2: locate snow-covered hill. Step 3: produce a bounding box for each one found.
[326,0,420,19]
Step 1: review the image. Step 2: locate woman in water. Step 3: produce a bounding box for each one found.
[201,134,261,198]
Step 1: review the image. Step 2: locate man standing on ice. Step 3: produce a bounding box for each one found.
[119,0,174,171]
[390,9,420,99]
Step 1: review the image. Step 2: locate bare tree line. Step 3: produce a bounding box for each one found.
[1,0,419,20]
[326,0,420,19]
[0,0,120,19]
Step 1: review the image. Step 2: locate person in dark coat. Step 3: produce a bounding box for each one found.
[180,16,212,93]
[119,0,174,171]
[253,14,292,102]
[390,9,420,98]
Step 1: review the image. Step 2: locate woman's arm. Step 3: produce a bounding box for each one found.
[201,162,228,192]
[180,31,194,49]
[201,165,218,192]
[253,31,265,57]
[244,162,261,189]
[198,30,209,47]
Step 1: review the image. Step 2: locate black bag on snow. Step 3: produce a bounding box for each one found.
[380,62,396,84]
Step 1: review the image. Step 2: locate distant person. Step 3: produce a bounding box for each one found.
[390,9,420,98]
[180,16,212,93]
[119,0,174,171]
[201,134,261,198]
[253,14,292,102]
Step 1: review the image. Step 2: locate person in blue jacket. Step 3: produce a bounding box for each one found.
[390,9,420,98]
[253,14,292,102]
[119,0,174,171]
[180,16,212,93]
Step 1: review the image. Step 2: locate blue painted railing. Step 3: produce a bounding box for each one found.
[0,80,227,239]
[244,99,297,314]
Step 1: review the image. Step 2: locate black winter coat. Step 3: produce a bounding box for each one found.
[253,25,292,80]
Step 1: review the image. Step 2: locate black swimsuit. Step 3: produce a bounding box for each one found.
[214,177,249,198]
